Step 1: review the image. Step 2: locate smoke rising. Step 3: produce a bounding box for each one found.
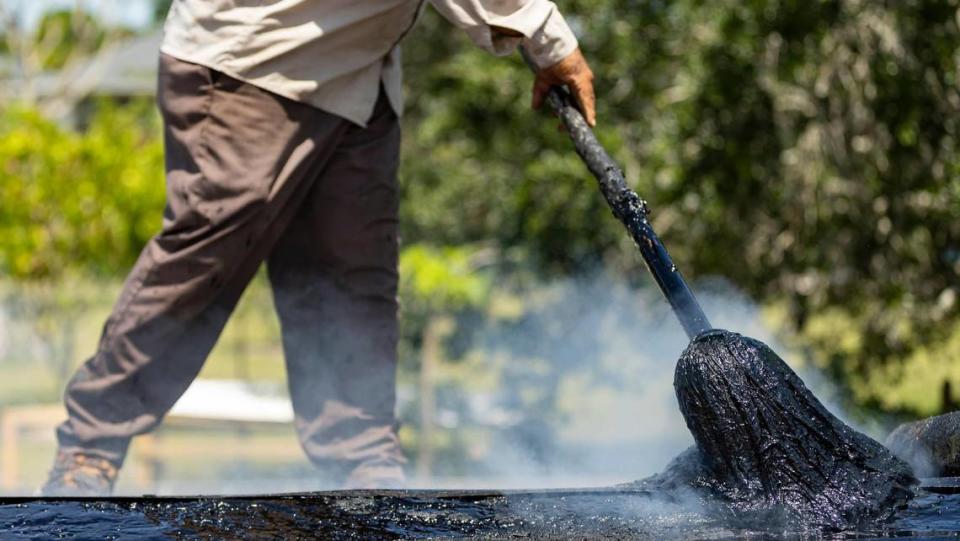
[0,270,889,496]
[408,271,813,489]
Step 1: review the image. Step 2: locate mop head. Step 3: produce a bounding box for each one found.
[663,330,916,529]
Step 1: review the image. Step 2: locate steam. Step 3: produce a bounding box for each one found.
[408,271,801,489]
[888,439,937,479]
[0,271,888,497]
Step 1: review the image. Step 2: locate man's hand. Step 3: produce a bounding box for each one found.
[532,48,596,127]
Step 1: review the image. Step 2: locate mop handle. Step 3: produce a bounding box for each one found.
[521,49,712,338]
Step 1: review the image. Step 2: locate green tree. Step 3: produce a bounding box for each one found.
[399,0,959,415]
[33,9,108,70]
[0,101,165,278]
[1,0,957,417]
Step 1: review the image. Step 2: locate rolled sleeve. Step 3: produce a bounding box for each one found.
[429,0,579,69]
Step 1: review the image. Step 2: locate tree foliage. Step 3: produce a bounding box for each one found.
[33,10,108,70]
[0,100,164,278]
[1,0,958,415]
[400,0,960,414]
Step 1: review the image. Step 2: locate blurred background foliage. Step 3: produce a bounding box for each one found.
[0,0,958,488]
[399,0,960,416]
[0,101,163,277]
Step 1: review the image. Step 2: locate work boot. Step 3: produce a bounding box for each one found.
[40,451,119,496]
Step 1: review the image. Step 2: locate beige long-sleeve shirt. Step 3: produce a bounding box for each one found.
[160,0,578,127]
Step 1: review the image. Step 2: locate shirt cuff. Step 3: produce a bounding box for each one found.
[519,4,578,70]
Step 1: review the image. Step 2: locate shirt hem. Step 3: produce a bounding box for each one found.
[159,43,394,128]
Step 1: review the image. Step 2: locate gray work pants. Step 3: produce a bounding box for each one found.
[56,54,406,487]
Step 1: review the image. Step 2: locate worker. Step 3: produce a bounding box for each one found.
[41,0,596,495]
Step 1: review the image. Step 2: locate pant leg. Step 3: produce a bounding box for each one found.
[267,90,405,487]
[56,54,352,465]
